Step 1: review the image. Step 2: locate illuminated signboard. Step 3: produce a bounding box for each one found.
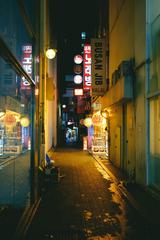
[74,55,83,64]
[83,44,91,91]
[74,88,83,96]
[92,112,106,126]
[91,38,106,96]
[21,45,32,89]
[74,75,83,84]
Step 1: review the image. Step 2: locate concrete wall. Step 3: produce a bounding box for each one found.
[147,0,160,189]
[109,0,134,80]
[109,105,123,167]
[45,56,57,151]
[108,0,147,185]
[134,0,147,185]
[123,102,136,179]
[107,0,160,190]
[109,0,135,175]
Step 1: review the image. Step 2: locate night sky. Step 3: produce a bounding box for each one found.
[52,0,100,74]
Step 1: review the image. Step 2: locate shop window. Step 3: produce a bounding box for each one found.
[149,96,160,189]
[0,56,33,208]
[0,0,34,68]
[150,16,160,92]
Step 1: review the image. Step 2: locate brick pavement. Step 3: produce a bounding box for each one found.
[93,155,160,227]
[25,148,159,240]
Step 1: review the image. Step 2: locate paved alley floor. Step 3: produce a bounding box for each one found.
[26,149,158,240]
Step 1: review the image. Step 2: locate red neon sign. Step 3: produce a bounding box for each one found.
[83,44,91,91]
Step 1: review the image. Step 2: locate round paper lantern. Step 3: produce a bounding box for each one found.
[20,117,30,127]
[83,117,92,128]
[74,75,83,84]
[74,55,83,64]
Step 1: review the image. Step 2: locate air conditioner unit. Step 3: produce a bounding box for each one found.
[118,60,132,77]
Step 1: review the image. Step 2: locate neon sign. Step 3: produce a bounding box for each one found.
[21,45,32,89]
[83,44,91,91]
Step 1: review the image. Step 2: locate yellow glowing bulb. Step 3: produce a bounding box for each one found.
[45,49,57,59]
[20,117,30,127]
[83,117,92,128]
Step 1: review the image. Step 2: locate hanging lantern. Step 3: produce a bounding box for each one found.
[74,55,83,64]
[74,75,83,84]
[83,117,92,128]
[20,117,30,127]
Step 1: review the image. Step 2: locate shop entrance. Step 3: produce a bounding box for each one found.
[65,126,78,144]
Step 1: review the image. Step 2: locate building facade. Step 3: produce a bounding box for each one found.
[0,0,40,235]
[0,0,57,237]
[39,0,57,164]
[100,0,160,193]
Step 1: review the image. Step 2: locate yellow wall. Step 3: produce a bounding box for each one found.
[109,105,122,167]
[109,0,134,81]
[106,0,147,185]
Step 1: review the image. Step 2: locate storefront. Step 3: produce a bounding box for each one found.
[0,1,40,238]
[91,110,109,158]
[0,97,31,156]
[0,71,34,206]
[84,103,109,158]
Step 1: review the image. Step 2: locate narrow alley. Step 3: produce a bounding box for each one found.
[1,1,160,239]
[26,149,157,240]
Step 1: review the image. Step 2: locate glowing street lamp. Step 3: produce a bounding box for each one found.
[45,48,57,59]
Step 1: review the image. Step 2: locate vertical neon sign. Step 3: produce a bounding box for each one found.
[83,44,91,91]
[21,45,32,89]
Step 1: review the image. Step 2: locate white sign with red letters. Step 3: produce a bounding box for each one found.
[21,45,32,89]
[83,44,91,91]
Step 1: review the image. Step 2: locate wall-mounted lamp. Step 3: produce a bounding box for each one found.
[45,48,57,59]
[35,88,39,96]
[62,104,66,109]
